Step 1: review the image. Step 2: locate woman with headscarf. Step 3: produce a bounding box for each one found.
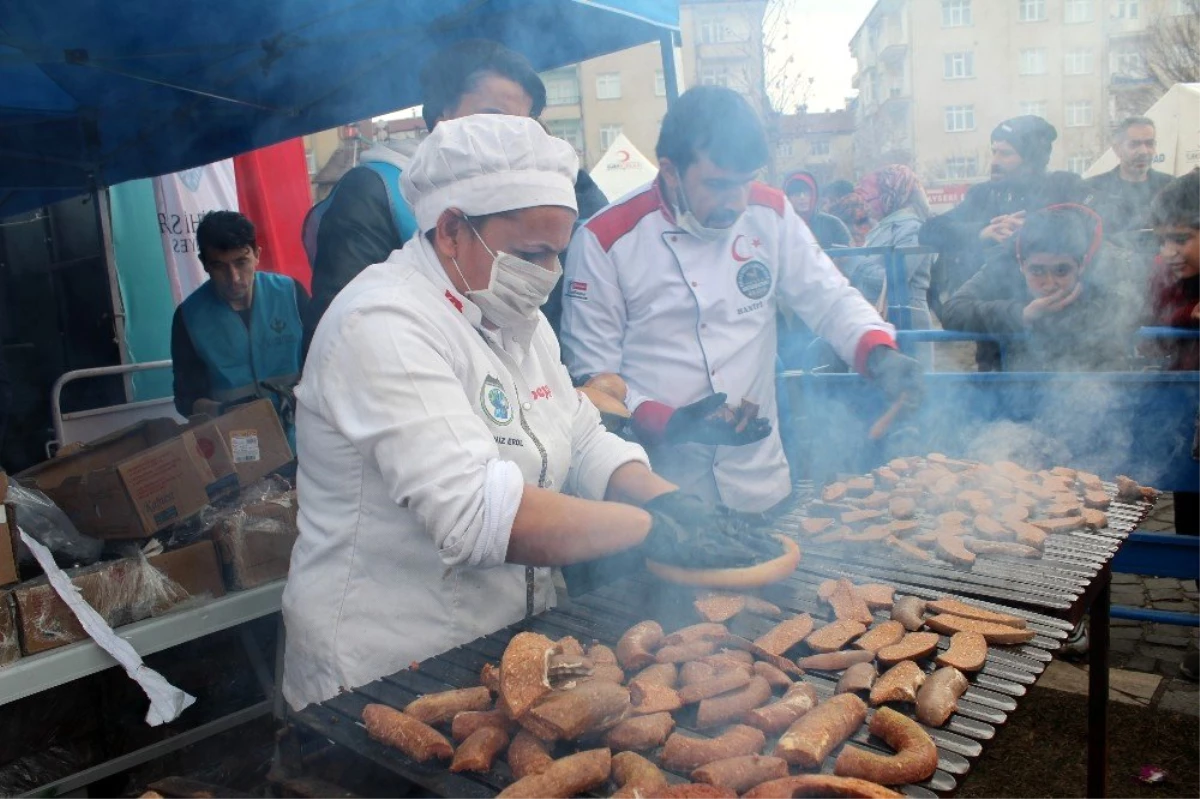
[283,115,768,710]
[847,165,937,364]
[828,191,873,247]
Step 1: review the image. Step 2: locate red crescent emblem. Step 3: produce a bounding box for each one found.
[617,150,630,163]
[731,234,752,262]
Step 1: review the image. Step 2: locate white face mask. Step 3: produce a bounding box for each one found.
[451,221,562,328]
[673,178,735,243]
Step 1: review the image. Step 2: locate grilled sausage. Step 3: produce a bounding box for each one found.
[842,509,886,526]
[885,536,934,562]
[521,681,631,741]
[612,752,668,799]
[846,476,876,496]
[656,785,739,798]
[628,679,683,715]
[681,661,718,686]
[972,515,1011,541]
[828,579,875,624]
[754,660,794,689]
[888,496,916,519]
[853,621,906,654]
[657,640,719,664]
[924,613,1036,644]
[743,681,819,734]
[875,632,940,667]
[797,650,875,671]
[451,709,511,742]
[833,706,938,785]
[497,747,612,799]
[801,517,836,535]
[742,775,902,798]
[500,632,556,718]
[404,686,493,726]
[870,660,926,705]
[822,482,848,502]
[362,704,454,762]
[679,670,752,704]
[587,644,618,665]
[926,598,1026,628]
[450,726,509,773]
[696,676,773,728]
[890,596,926,631]
[774,693,868,768]
[836,661,878,695]
[662,623,729,647]
[606,711,676,751]
[507,730,553,779]
[745,596,784,618]
[1081,508,1108,530]
[936,631,988,672]
[1007,520,1049,550]
[804,619,868,653]
[631,662,678,688]
[963,537,1041,558]
[1031,516,1085,533]
[935,532,976,566]
[916,666,969,727]
[662,725,767,771]
[693,755,789,793]
[754,614,815,656]
[617,621,664,671]
[694,593,747,623]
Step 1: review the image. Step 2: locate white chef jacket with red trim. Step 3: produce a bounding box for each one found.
[560,180,895,512]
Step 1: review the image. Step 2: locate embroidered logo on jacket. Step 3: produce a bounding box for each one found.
[736,260,773,300]
[566,280,589,301]
[480,375,513,426]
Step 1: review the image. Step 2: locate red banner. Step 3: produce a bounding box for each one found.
[233,138,313,292]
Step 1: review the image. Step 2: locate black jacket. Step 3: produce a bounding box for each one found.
[1083,167,1173,243]
[304,166,607,348]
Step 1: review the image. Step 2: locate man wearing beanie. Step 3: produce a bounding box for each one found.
[920,115,1085,304]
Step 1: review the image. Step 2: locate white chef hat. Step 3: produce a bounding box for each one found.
[401,115,579,232]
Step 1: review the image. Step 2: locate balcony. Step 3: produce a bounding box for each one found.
[879,40,908,64]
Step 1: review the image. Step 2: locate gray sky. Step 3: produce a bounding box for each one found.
[770,0,877,113]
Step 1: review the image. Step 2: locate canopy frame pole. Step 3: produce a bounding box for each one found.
[659,31,680,105]
[93,183,132,402]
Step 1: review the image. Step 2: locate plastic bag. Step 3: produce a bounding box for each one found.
[8,482,103,567]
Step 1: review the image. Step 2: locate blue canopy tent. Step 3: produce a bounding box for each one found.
[0,0,680,216]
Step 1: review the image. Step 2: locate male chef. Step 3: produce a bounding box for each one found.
[560,86,924,513]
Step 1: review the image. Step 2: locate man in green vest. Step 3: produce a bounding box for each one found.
[171,211,307,444]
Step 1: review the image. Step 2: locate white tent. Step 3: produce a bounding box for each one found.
[590,134,658,201]
[1084,83,1200,178]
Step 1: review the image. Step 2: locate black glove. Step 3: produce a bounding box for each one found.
[663,393,772,446]
[866,347,925,412]
[642,491,783,568]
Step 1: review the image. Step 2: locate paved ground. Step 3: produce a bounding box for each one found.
[1036,492,1199,717]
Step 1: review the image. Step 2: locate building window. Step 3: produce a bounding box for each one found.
[545,70,581,106]
[1113,0,1139,18]
[810,140,831,156]
[654,70,666,97]
[1064,50,1094,75]
[599,124,623,151]
[941,0,973,26]
[1019,48,1048,75]
[698,15,730,44]
[1065,101,1094,127]
[595,72,621,100]
[944,105,976,132]
[1064,0,1094,22]
[1019,0,1048,21]
[1020,100,1049,117]
[1067,154,1094,174]
[1111,50,1144,76]
[777,140,794,158]
[945,156,979,178]
[546,119,584,153]
[943,52,975,79]
[699,64,731,87]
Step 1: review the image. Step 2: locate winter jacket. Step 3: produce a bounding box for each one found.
[1083,167,1173,244]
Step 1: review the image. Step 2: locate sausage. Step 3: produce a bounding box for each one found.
[556,636,585,657]
[694,593,747,623]
[926,598,1026,628]
[876,466,902,486]
[884,535,934,562]
[846,476,876,496]
[797,650,875,671]
[754,614,815,656]
[916,666,969,727]
[804,619,868,653]
[754,660,794,689]
[869,660,926,706]
[703,648,754,667]
[1045,501,1083,518]
[587,644,618,665]
[693,755,789,793]
[605,711,676,751]
[361,704,454,762]
[935,532,976,567]
[962,537,1041,558]
[657,640,719,664]
[497,747,612,799]
[662,623,728,647]
[714,634,807,678]
[852,621,906,654]
[450,726,509,773]
[521,681,631,741]
[888,496,916,519]
[875,632,940,667]
[924,613,1036,644]
[587,664,627,685]
[836,662,878,695]
[500,632,556,718]
[696,676,773,728]
[938,510,969,527]
[972,515,1011,541]
[858,491,891,509]
[856,584,897,610]
[742,775,902,798]
[612,751,668,799]
[1081,508,1108,530]
[936,631,988,672]
[774,693,868,768]
[833,707,939,785]
[451,709,510,742]
[404,686,493,726]
[743,681,819,734]
[888,458,912,473]
[662,725,767,772]
[999,504,1030,523]
[890,596,926,631]
[631,662,678,688]
[1007,521,1048,550]
[679,670,752,704]
[657,786,738,798]
[617,621,664,671]
[628,679,682,715]
[480,662,501,694]
[1031,516,1085,533]
[841,509,886,526]
[828,579,875,624]
[822,482,849,502]
[801,517,836,536]
[681,661,718,686]
[745,596,784,618]
[507,730,553,779]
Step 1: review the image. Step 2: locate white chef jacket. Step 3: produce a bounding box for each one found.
[282,234,649,710]
[560,180,894,512]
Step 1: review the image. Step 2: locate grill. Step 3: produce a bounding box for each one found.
[290,479,1157,799]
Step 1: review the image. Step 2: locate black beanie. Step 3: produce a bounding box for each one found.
[992,115,1058,172]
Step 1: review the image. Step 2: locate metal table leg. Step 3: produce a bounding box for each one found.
[1087,567,1112,798]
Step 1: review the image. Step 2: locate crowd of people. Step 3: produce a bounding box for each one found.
[164,39,1199,705]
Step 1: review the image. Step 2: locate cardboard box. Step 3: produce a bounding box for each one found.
[12,539,226,655]
[18,400,292,539]
[0,591,18,667]
[0,474,17,587]
[214,493,298,589]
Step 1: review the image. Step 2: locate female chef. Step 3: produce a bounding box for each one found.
[281,115,756,710]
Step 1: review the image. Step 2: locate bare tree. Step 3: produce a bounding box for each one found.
[1143,0,1199,93]
[761,0,814,116]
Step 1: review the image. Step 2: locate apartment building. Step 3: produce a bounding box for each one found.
[774,108,858,186]
[850,0,1187,186]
